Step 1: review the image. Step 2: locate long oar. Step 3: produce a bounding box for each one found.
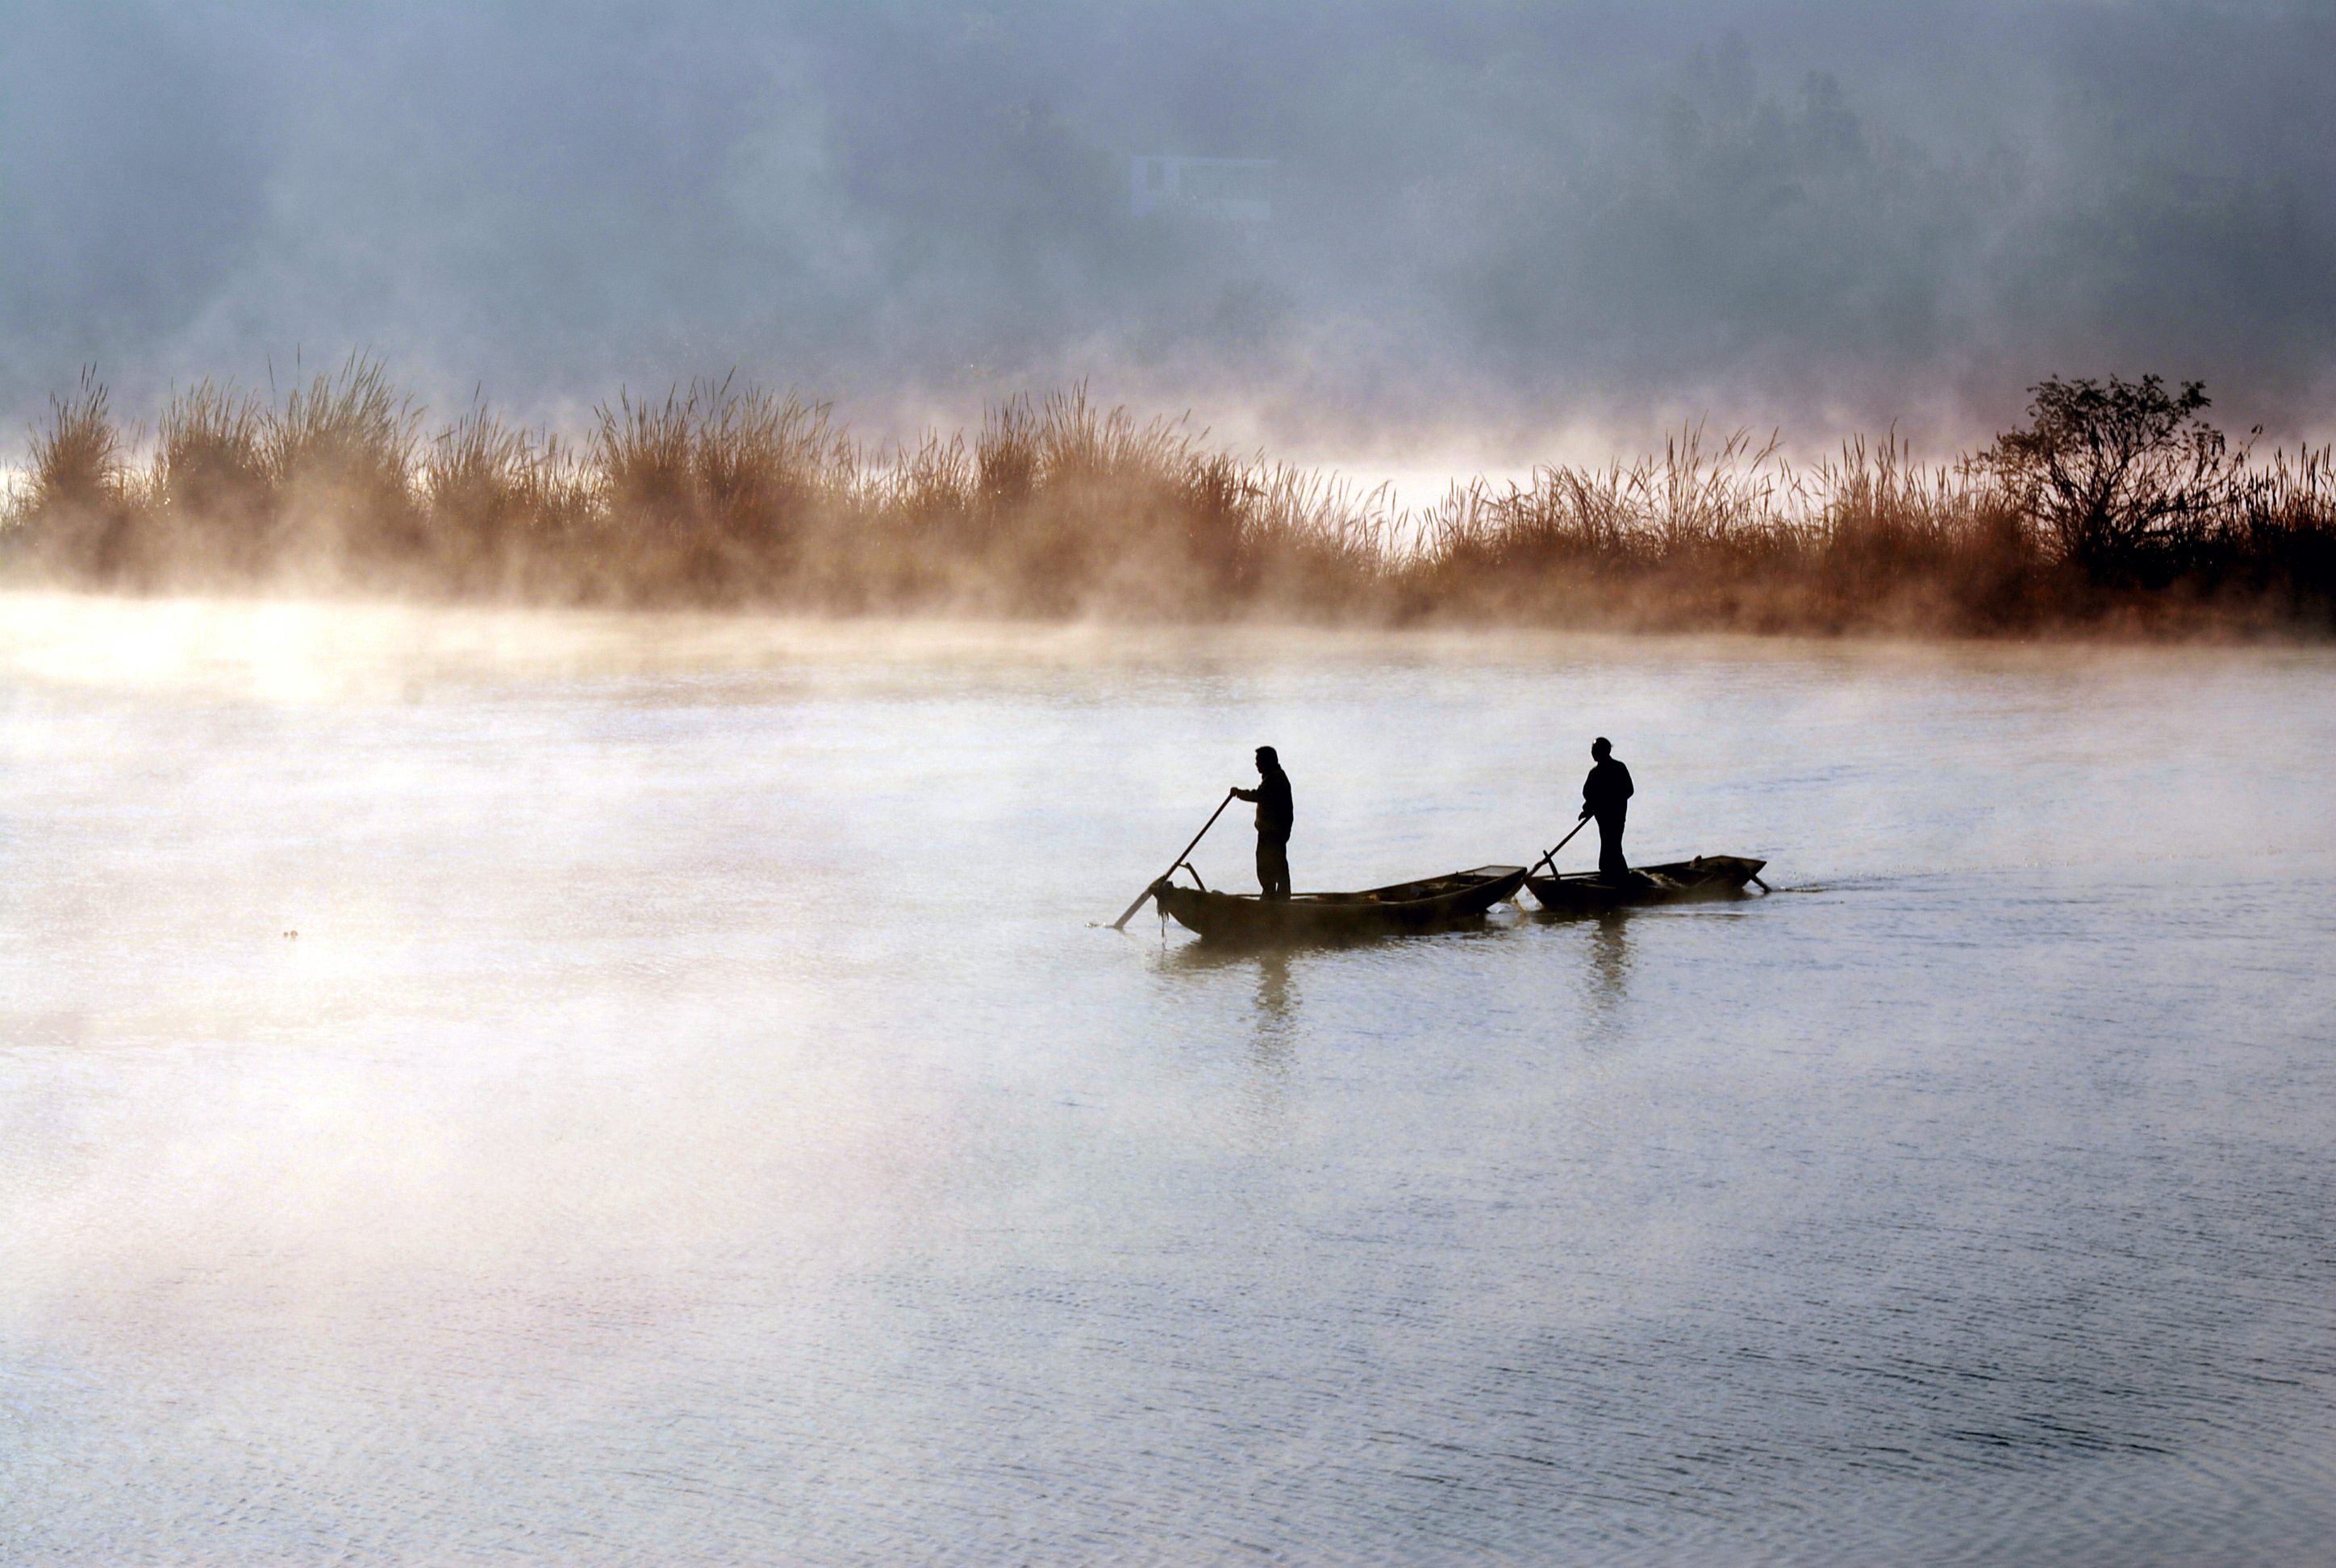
[1110,788,1238,930]
[1529,815,1593,881]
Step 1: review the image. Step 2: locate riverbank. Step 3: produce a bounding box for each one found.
[8,361,2330,638]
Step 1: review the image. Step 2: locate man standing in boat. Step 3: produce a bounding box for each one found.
[1580,736,1634,882]
[1233,745,1293,900]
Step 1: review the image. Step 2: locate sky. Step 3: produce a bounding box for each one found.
[2,0,2332,466]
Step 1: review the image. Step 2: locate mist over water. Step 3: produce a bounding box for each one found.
[9,2,2332,1557]
[4,0,2334,455]
[3,591,2331,1563]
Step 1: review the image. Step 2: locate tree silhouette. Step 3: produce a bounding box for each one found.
[1987,374,2229,576]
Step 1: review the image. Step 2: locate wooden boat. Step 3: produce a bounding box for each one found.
[1149,865,1528,944]
[1525,855,1768,913]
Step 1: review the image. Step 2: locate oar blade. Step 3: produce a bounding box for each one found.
[1106,787,1238,932]
[1108,885,1156,931]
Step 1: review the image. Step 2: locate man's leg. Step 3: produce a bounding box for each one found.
[1596,811,1629,880]
[1258,834,1291,900]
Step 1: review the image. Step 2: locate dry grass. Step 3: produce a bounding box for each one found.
[1404,425,2333,635]
[6,363,2331,636]
[16,370,136,580]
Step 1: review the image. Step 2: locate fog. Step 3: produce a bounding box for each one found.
[4,0,2334,464]
[8,590,2334,1560]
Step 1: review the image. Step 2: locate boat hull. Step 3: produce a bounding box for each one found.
[1525,855,1767,912]
[1151,865,1527,944]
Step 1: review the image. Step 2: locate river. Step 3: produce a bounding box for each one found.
[4,591,2331,1565]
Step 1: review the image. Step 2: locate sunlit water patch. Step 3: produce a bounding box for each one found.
[3,591,2331,1564]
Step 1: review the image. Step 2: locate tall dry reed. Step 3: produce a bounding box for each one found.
[6,364,2331,636]
[15,370,135,580]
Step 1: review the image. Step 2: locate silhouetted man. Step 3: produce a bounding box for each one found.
[1233,745,1293,899]
[1579,736,1634,882]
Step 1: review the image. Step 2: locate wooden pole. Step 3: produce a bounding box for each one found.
[1110,788,1239,931]
[1529,815,1593,881]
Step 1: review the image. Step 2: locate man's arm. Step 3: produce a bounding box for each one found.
[1233,786,1259,802]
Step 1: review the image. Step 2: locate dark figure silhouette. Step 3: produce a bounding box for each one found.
[1579,736,1634,882]
[1233,745,1293,900]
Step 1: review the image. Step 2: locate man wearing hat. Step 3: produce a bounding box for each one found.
[1233,745,1294,900]
[1579,736,1634,882]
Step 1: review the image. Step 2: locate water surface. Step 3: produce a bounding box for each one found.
[4,593,2332,1565]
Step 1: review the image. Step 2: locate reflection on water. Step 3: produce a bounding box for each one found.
[1585,908,1633,1020]
[1157,942,1299,1130]
[1253,948,1293,1025]
[1245,951,1295,1131]
[3,594,2334,1566]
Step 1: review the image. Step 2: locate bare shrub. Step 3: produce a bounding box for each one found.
[1984,374,2230,580]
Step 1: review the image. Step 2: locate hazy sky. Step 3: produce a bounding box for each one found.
[3,0,2331,461]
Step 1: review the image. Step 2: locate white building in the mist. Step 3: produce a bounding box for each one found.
[1129,156,1274,225]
